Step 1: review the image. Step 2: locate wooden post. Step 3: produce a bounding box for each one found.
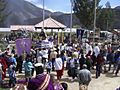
[62,29,64,43]
[58,29,59,45]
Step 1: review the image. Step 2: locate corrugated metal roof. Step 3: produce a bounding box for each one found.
[35,17,66,29]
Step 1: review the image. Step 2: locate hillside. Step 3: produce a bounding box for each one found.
[1,0,120,29]
[3,0,51,26]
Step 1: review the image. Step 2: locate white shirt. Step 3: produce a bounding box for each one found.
[0,63,2,74]
[54,58,63,70]
[94,46,100,57]
[86,43,93,55]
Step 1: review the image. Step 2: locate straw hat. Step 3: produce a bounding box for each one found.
[34,63,44,67]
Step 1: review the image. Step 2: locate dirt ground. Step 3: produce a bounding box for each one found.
[60,70,120,90]
[4,69,120,90]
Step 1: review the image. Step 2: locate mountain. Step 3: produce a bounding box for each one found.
[3,0,52,27]
[2,0,80,27]
[1,0,120,29]
[115,6,120,10]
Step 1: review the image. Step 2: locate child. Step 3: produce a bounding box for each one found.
[24,56,33,82]
[8,65,16,87]
[46,60,52,74]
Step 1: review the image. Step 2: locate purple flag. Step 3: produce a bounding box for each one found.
[24,38,32,55]
[15,38,32,56]
[16,39,24,56]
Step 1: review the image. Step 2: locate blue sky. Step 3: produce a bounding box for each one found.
[25,0,120,13]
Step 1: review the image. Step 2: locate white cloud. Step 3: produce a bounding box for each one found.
[36,4,55,12]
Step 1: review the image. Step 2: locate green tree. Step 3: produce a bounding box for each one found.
[97,1,114,31]
[0,0,6,26]
[73,0,101,29]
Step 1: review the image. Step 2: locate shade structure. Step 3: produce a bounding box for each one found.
[10,25,35,32]
[35,17,66,29]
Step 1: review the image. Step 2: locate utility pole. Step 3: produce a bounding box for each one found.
[93,0,97,44]
[70,0,73,43]
[43,0,45,32]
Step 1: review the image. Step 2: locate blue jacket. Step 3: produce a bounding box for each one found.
[24,61,33,72]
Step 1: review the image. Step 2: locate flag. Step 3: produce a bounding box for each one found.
[15,39,24,56]
[24,38,32,55]
[15,38,32,56]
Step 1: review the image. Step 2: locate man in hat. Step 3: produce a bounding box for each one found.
[17,63,54,90]
[78,64,92,90]
[27,61,54,90]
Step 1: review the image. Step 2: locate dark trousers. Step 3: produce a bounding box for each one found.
[96,64,102,78]
[71,67,77,79]
[46,68,51,74]
[42,57,46,67]
[115,64,120,75]
[9,78,16,87]
[31,68,34,76]
[52,58,55,71]
[16,61,23,73]
[108,61,112,71]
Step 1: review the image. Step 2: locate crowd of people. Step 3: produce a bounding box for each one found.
[0,39,119,90]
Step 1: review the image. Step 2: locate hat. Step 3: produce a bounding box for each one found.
[35,63,44,67]
[83,64,87,68]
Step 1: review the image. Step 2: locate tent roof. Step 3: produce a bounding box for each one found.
[35,17,66,29]
[0,28,10,32]
[10,25,35,31]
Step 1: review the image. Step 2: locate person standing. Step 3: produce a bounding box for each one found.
[46,60,52,74]
[50,48,57,71]
[78,64,92,90]
[24,55,33,82]
[96,50,105,78]
[94,43,100,58]
[86,42,93,55]
[0,54,8,80]
[107,50,115,71]
[60,50,66,76]
[79,54,86,70]
[8,64,16,87]
[115,56,120,76]
[68,53,79,81]
[54,54,63,80]
[15,55,23,73]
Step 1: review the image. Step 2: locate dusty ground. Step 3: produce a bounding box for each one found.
[4,69,120,90]
[59,70,120,90]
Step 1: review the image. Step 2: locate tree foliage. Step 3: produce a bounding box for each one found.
[73,0,101,29]
[96,1,114,31]
[0,0,6,26]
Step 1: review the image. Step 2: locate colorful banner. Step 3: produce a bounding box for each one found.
[41,39,53,48]
[15,38,32,56]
